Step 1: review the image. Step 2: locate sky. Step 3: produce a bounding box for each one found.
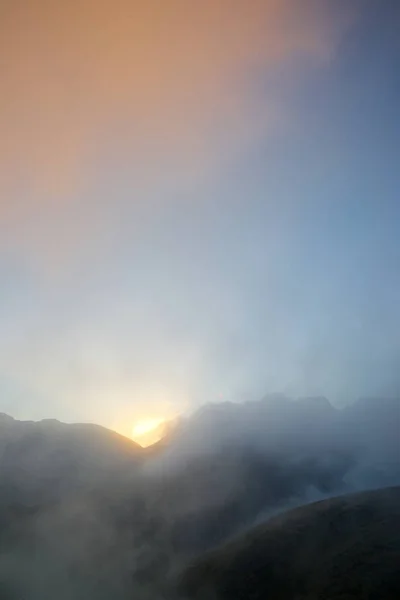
[0,0,400,436]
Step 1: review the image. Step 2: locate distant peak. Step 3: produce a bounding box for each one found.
[298,396,334,410]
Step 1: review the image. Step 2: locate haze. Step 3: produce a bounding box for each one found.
[1,0,400,433]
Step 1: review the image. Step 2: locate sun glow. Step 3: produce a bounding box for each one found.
[133,418,164,437]
[132,418,165,447]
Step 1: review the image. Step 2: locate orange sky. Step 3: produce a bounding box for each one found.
[0,0,349,273]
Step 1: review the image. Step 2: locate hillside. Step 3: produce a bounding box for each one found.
[180,486,400,600]
[0,414,142,504]
[146,395,399,552]
[0,398,398,599]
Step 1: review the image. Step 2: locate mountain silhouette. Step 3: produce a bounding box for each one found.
[180,486,400,600]
[0,396,398,598]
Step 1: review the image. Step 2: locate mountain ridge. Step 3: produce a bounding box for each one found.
[180,485,400,600]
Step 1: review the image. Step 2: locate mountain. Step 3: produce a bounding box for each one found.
[0,414,142,505]
[155,395,341,467]
[0,397,398,599]
[180,486,400,600]
[0,415,150,599]
[146,395,399,553]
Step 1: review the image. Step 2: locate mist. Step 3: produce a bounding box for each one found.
[1,0,400,597]
[0,393,399,599]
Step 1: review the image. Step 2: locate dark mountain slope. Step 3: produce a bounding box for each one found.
[0,399,398,599]
[180,486,400,600]
[146,396,399,553]
[0,414,142,504]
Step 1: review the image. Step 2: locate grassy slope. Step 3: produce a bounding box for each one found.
[180,486,400,600]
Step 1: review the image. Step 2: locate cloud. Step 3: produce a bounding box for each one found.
[0,0,350,271]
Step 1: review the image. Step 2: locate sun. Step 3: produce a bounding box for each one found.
[132,418,164,437]
[132,418,165,447]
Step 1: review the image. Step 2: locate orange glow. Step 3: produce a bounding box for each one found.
[0,0,341,198]
[0,0,348,274]
[132,418,165,447]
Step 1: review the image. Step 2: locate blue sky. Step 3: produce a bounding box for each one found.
[0,1,399,435]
